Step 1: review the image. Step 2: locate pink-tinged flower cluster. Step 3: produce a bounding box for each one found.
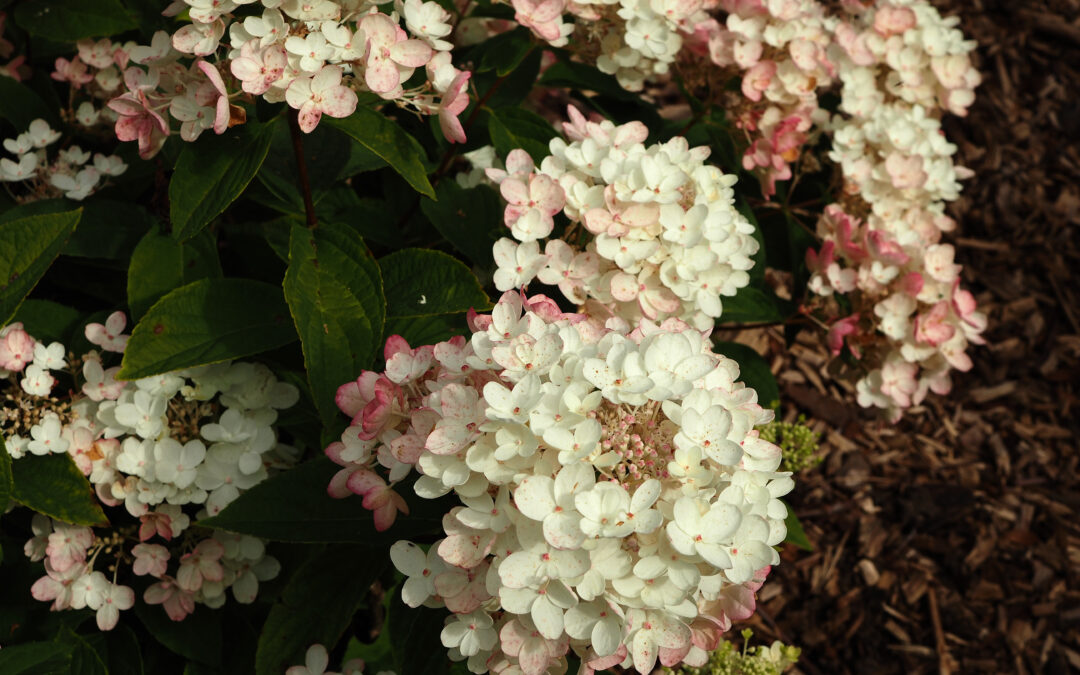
[483,106,759,332]
[699,0,836,197]
[1,118,127,201]
[327,290,792,674]
[690,0,980,197]
[807,203,984,421]
[98,0,471,155]
[4,315,297,628]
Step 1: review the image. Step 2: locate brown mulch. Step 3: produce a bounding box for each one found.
[748,2,1080,673]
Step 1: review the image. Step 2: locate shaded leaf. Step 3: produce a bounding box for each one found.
[134,603,222,667]
[383,313,467,349]
[477,27,535,75]
[0,208,82,326]
[64,200,155,260]
[718,286,792,325]
[0,78,56,130]
[12,454,108,527]
[327,110,435,199]
[488,108,557,164]
[379,248,489,318]
[62,628,109,675]
[537,61,637,101]
[12,299,82,344]
[127,227,222,321]
[0,641,72,675]
[783,507,813,552]
[255,544,385,675]
[13,0,136,40]
[118,278,296,380]
[283,223,384,426]
[388,590,449,675]
[169,122,275,240]
[420,182,503,266]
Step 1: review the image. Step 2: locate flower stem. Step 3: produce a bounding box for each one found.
[287,108,318,229]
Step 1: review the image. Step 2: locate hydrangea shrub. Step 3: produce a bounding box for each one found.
[0,0,981,671]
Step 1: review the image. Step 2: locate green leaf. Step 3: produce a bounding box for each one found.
[0,208,82,326]
[118,278,296,380]
[284,223,385,426]
[62,628,109,675]
[257,121,374,212]
[255,544,385,675]
[343,618,393,673]
[134,604,222,667]
[12,299,82,344]
[127,227,222,321]
[0,78,56,130]
[12,454,108,527]
[388,591,449,675]
[199,458,449,542]
[487,108,558,164]
[783,507,813,552]
[327,110,435,199]
[13,0,136,40]
[104,625,146,675]
[712,341,780,408]
[169,122,275,240]
[64,200,155,260]
[718,286,792,325]
[420,182,502,266]
[379,249,489,319]
[383,313,467,349]
[477,27,535,75]
[315,190,401,248]
[537,61,637,101]
[0,641,72,675]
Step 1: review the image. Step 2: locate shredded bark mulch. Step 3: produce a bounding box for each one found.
[746,2,1080,673]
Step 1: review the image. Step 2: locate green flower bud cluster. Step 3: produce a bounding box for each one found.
[758,417,822,474]
[666,630,800,675]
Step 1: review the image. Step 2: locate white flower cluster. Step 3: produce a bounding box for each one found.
[507,0,712,91]
[0,119,127,200]
[3,312,296,627]
[97,0,470,158]
[827,102,969,209]
[489,107,759,332]
[327,291,792,674]
[573,0,706,92]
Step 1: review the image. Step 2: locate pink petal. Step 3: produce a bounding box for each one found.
[311,65,343,93]
[364,58,399,94]
[320,85,358,119]
[197,60,226,96]
[297,101,321,133]
[390,40,433,68]
[439,110,466,144]
[213,96,229,134]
